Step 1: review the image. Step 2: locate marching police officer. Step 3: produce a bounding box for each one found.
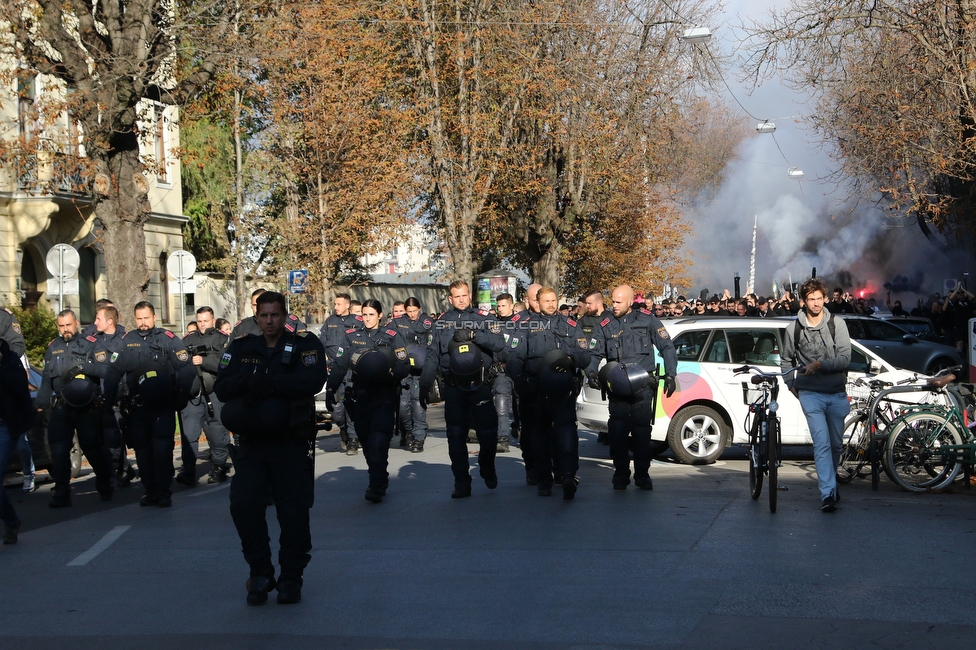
[419,281,505,498]
[215,291,327,605]
[492,293,519,453]
[35,310,114,507]
[586,285,678,491]
[508,287,591,499]
[326,299,410,503]
[578,290,609,443]
[318,292,364,455]
[232,288,306,339]
[85,304,136,486]
[104,302,195,508]
[176,306,232,486]
[391,296,432,452]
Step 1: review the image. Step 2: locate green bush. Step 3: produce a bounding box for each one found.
[3,303,58,368]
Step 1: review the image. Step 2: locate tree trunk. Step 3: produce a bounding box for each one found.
[531,240,561,289]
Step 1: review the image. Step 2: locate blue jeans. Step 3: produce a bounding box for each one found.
[0,418,21,529]
[798,390,850,500]
[17,429,34,480]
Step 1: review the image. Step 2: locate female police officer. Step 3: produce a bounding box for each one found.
[325,299,410,503]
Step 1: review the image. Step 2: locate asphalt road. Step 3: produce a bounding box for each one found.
[3,403,976,649]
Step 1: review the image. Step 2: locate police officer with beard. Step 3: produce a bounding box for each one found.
[176,306,232,486]
[318,292,364,455]
[390,296,432,453]
[578,289,609,444]
[419,281,506,498]
[104,302,195,508]
[586,285,678,491]
[507,287,590,500]
[215,291,327,605]
[36,310,114,507]
[326,299,410,503]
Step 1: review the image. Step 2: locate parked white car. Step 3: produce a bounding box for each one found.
[575,317,923,464]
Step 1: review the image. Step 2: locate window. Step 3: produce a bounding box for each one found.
[844,319,865,338]
[17,75,35,142]
[865,320,909,342]
[704,332,729,363]
[708,329,783,365]
[849,346,871,374]
[672,330,710,361]
[154,104,168,183]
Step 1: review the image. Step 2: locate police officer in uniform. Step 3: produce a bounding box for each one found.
[578,290,609,444]
[215,291,327,605]
[104,302,195,508]
[232,288,306,339]
[419,281,505,498]
[0,307,27,359]
[492,293,518,453]
[1,337,33,544]
[176,306,232,485]
[35,310,114,507]
[326,299,410,503]
[391,296,432,453]
[508,287,591,499]
[510,284,542,482]
[86,304,136,486]
[586,285,678,491]
[318,292,364,455]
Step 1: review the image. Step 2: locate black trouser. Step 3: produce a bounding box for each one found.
[48,405,112,495]
[444,383,497,486]
[129,406,177,496]
[101,405,128,477]
[349,389,396,489]
[607,387,654,484]
[229,437,314,580]
[525,393,579,487]
[515,388,539,479]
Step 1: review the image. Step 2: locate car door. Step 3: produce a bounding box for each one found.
[860,319,929,372]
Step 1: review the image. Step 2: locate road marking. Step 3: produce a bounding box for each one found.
[67,526,131,566]
[185,482,231,497]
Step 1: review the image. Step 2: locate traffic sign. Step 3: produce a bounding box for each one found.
[167,250,196,280]
[46,244,80,278]
[287,269,308,294]
[48,278,79,295]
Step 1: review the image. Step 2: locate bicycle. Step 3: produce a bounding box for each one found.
[735,365,797,513]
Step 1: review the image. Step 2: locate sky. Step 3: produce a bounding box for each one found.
[681,0,969,304]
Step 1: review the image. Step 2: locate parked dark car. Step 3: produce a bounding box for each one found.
[877,315,940,342]
[842,315,963,376]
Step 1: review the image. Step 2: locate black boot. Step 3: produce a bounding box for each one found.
[277,577,303,604]
[246,574,277,606]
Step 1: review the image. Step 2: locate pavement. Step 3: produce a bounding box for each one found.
[3,403,976,649]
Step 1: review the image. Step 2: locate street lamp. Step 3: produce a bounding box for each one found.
[788,167,804,178]
[681,27,712,43]
[756,121,776,134]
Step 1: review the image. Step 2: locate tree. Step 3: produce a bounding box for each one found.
[743,0,976,249]
[1,0,239,322]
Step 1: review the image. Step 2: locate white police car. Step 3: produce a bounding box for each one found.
[576,317,922,464]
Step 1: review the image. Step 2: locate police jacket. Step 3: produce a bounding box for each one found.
[578,310,607,339]
[0,338,34,433]
[35,332,99,410]
[319,312,364,365]
[507,312,591,393]
[325,326,410,393]
[232,313,305,340]
[214,331,327,438]
[104,328,195,408]
[391,314,433,348]
[419,306,505,388]
[82,328,126,399]
[586,308,678,378]
[183,327,231,395]
[0,307,26,358]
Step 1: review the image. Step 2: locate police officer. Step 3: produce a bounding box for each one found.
[492,293,518,453]
[577,289,609,444]
[82,299,125,338]
[176,306,232,485]
[35,309,114,507]
[326,299,410,503]
[508,287,591,499]
[1,338,34,544]
[419,281,505,498]
[104,302,195,508]
[318,292,364,455]
[0,306,27,358]
[232,288,306,339]
[391,296,432,453]
[511,284,543,483]
[215,291,326,605]
[586,285,678,491]
[85,304,136,486]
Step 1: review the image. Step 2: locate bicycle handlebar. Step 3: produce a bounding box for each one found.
[733,365,798,379]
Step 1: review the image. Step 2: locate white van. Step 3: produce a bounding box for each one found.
[575,317,922,464]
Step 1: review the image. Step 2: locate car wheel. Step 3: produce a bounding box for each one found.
[667,405,729,465]
[926,357,957,376]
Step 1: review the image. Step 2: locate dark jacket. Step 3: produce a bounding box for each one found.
[0,338,34,433]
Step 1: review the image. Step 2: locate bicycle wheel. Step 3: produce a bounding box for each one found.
[768,417,778,513]
[838,411,870,483]
[749,416,764,500]
[884,412,963,492]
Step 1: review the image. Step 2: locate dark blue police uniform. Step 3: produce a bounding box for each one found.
[318,312,364,450]
[391,313,432,450]
[84,327,132,485]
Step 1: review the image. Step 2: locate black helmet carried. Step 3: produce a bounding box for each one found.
[59,370,98,409]
[537,349,576,404]
[135,362,175,407]
[449,339,485,391]
[602,362,650,398]
[351,349,393,385]
[406,345,427,376]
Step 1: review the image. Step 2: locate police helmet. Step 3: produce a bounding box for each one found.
[135,363,175,407]
[407,345,427,375]
[603,362,650,398]
[537,349,576,403]
[351,349,392,385]
[448,339,485,391]
[60,372,98,408]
